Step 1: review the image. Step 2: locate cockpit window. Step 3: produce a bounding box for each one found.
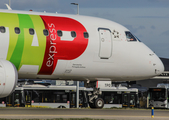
[134,36,141,42]
[125,31,137,42]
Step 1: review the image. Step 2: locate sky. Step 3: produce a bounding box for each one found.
[0,0,169,58]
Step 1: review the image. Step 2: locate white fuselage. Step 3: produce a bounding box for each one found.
[0,9,164,81]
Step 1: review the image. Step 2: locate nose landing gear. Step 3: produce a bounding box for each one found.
[88,88,104,109]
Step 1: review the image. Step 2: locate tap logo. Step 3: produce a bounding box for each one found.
[2,13,88,75]
[38,16,88,74]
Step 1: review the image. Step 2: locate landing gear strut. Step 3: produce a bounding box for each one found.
[88,88,104,109]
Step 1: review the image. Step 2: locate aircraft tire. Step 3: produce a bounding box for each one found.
[95,98,104,109]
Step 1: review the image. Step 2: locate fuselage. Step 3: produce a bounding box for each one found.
[0,9,164,81]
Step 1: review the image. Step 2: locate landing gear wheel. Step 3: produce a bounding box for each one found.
[95,98,104,109]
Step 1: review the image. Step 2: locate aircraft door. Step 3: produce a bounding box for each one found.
[98,28,112,59]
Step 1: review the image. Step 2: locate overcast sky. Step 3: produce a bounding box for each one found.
[0,0,169,58]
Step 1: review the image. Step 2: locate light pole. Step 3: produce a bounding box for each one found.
[71,3,79,15]
[9,0,11,7]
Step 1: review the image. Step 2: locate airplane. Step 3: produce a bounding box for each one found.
[0,9,164,108]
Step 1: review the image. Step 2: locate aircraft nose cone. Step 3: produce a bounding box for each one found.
[154,56,164,75]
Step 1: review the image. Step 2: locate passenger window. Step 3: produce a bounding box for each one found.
[43,29,49,36]
[29,28,34,35]
[57,30,62,37]
[125,31,137,41]
[14,27,20,34]
[71,31,76,38]
[83,32,89,38]
[0,26,6,33]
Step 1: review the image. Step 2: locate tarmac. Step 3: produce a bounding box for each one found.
[0,108,169,120]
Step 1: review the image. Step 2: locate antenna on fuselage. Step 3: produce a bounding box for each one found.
[5,4,12,10]
[5,0,12,10]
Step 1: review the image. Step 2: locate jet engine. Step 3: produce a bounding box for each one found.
[0,60,18,98]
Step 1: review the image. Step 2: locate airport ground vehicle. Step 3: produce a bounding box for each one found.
[148,83,169,108]
[100,87,139,108]
[0,84,139,108]
[4,85,88,108]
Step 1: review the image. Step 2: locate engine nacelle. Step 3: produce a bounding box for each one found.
[0,60,18,98]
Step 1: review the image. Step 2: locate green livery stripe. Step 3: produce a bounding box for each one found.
[10,14,34,70]
[20,15,46,71]
[3,13,46,71]
[0,13,19,61]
